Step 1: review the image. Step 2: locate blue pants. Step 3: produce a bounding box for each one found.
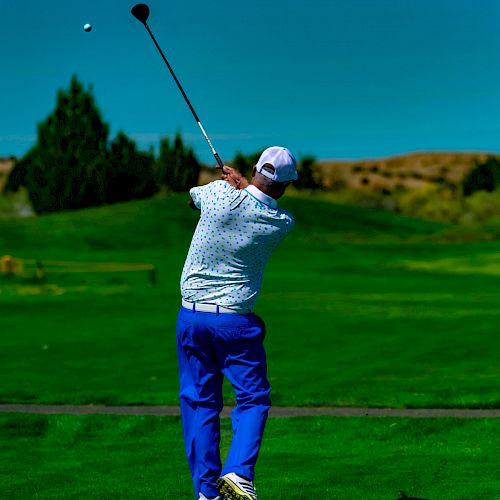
[176,306,271,498]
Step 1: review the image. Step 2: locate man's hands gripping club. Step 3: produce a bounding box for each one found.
[221,166,249,190]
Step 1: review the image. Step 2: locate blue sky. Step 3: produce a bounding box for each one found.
[2,0,500,165]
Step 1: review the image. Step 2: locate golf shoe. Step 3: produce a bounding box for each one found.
[216,473,258,500]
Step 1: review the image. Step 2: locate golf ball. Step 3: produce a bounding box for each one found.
[84,24,92,32]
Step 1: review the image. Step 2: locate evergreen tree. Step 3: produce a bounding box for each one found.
[294,156,321,189]
[155,133,201,191]
[231,150,263,179]
[233,152,251,178]
[105,132,157,203]
[156,137,174,190]
[13,76,109,213]
[5,76,162,213]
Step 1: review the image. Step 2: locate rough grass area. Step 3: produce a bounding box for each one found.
[0,414,499,500]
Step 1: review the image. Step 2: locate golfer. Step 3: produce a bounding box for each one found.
[176,146,297,500]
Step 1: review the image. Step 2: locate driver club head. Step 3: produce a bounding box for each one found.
[131,3,150,25]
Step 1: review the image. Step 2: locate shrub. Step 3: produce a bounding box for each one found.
[461,188,500,224]
[463,157,500,196]
[396,185,462,223]
[0,188,34,218]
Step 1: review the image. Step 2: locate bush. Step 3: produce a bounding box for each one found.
[0,188,34,218]
[463,157,500,196]
[461,188,500,224]
[396,185,462,223]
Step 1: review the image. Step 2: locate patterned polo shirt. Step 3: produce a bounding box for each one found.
[180,180,294,313]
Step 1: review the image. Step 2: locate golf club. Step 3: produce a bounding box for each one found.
[131,3,225,171]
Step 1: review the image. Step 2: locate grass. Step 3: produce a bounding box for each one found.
[2,193,500,499]
[1,413,499,500]
[1,194,500,408]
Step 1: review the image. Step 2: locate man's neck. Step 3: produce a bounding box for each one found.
[246,184,278,207]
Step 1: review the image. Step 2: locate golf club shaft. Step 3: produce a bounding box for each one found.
[142,22,225,170]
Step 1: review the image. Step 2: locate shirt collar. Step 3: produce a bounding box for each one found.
[244,185,278,208]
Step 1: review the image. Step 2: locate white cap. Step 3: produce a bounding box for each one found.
[256,146,297,182]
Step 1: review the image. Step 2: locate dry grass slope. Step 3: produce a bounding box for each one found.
[318,151,499,193]
[200,151,499,197]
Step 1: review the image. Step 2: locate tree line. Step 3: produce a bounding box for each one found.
[5,77,202,214]
[4,76,320,214]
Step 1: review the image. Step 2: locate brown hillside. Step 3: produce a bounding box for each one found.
[199,151,498,192]
[317,152,498,193]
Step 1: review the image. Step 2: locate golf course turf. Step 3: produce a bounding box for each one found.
[1,414,499,499]
[1,193,499,498]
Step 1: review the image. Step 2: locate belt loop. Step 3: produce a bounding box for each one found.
[216,305,220,316]
[192,302,196,313]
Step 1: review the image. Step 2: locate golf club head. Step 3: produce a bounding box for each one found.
[131,3,150,25]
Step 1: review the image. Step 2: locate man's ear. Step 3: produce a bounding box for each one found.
[252,166,257,178]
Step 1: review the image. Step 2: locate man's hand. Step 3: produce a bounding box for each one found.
[221,166,249,190]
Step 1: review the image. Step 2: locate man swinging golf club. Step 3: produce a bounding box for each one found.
[177,146,297,500]
[130,9,297,496]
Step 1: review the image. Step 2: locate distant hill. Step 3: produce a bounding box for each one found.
[317,151,499,194]
[194,151,500,227]
[199,151,499,195]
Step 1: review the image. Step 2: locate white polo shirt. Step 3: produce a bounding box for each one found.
[180,180,294,313]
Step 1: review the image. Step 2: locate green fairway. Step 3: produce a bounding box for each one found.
[0,413,499,500]
[1,194,499,407]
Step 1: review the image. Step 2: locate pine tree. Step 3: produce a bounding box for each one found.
[233,152,251,178]
[156,137,173,190]
[231,150,262,180]
[17,76,110,212]
[106,132,157,203]
[6,76,162,213]
[294,156,321,190]
[155,132,201,192]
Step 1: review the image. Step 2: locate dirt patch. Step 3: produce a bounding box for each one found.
[1,404,499,418]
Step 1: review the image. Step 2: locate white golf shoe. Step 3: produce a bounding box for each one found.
[198,493,224,500]
[216,473,258,500]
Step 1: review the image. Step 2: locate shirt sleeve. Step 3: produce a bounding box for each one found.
[189,184,211,209]
[190,181,233,210]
